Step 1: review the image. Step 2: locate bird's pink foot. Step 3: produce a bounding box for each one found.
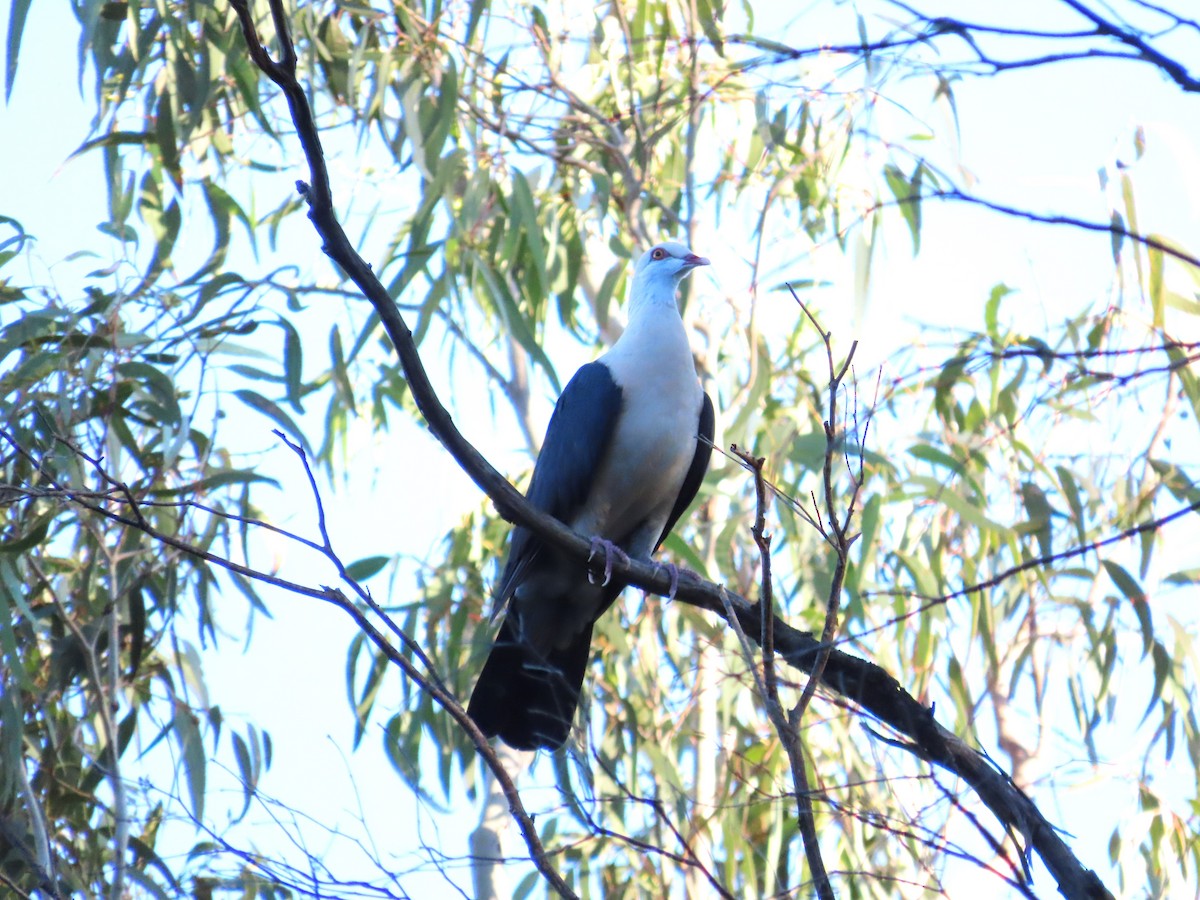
[588,537,629,587]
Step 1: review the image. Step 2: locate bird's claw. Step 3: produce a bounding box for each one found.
[659,562,681,600]
[588,537,628,587]
[658,564,704,600]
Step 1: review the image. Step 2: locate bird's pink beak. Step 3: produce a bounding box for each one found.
[683,253,710,268]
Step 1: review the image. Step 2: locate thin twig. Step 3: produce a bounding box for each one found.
[729,443,833,895]
[7,404,1123,899]
[857,495,1200,640]
[878,188,1200,271]
[786,287,861,721]
[272,430,451,697]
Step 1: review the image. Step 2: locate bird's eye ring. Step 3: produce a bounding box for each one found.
[651,248,665,260]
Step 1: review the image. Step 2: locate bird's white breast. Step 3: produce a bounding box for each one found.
[572,305,703,555]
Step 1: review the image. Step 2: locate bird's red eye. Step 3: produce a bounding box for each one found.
[651,248,665,260]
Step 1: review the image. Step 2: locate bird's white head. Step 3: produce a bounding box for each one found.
[628,242,709,316]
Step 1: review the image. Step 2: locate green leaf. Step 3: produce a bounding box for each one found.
[883,163,920,254]
[154,89,182,188]
[695,0,725,55]
[234,389,310,451]
[425,56,458,170]
[117,361,181,425]
[0,513,50,555]
[1109,210,1124,263]
[907,442,962,475]
[0,563,33,690]
[345,555,390,582]
[1103,559,1152,657]
[1016,335,1054,372]
[4,0,31,101]
[471,253,560,392]
[1145,642,1171,725]
[984,284,1012,340]
[173,704,206,822]
[351,644,389,748]
[592,260,621,332]
[1165,568,1200,586]
[1148,239,1164,329]
[910,476,1010,534]
[279,316,305,413]
[1056,464,1087,545]
[511,170,546,302]
[70,130,156,162]
[1018,481,1053,558]
[513,871,540,900]
[465,0,487,42]
[946,657,973,726]
[149,469,279,498]
[659,531,707,575]
[1121,173,1143,288]
[231,732,254,822]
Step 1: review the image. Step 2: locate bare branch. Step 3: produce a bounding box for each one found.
[1058,0,1200,91]
[863,496,1200,626]
[872,187,1200,272]
[729,444,832,898]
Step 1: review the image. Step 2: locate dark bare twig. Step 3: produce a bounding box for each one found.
[1058,0,1200,92]
[879,188,1200,271]
[0,873,38,900]
[729,444,832,899]
[930,772,1035,890]
[271,430,451,697]
[787,288,862,721]
[866,338,1200,414]
[780,293,868,899]
[5,428,521,874]
[824,791,1038,898]
[729,447,777,699]
[857,495,1200,641]
[5,398,1125,900]
[586,753,738,900]
[882,0,1200,90]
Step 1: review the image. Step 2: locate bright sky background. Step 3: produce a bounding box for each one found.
[4,0,1200,897]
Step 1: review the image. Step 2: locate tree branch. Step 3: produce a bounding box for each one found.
[871,187,1200,272]
[728,445,832,899]
[1058,0,1200,91]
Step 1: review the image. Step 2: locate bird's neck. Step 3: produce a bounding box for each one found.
[607,287,692,372]
[627,276,681,320]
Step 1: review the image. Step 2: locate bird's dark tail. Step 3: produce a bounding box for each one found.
[466,617,593,751]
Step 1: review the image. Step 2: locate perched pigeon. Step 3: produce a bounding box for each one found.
[467,242,715,750]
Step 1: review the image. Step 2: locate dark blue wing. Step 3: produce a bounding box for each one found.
[654,391,714,551]
[525,362,623,519]
[496,362,623,599]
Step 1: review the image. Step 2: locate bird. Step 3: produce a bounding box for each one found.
[466,241,715,751]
